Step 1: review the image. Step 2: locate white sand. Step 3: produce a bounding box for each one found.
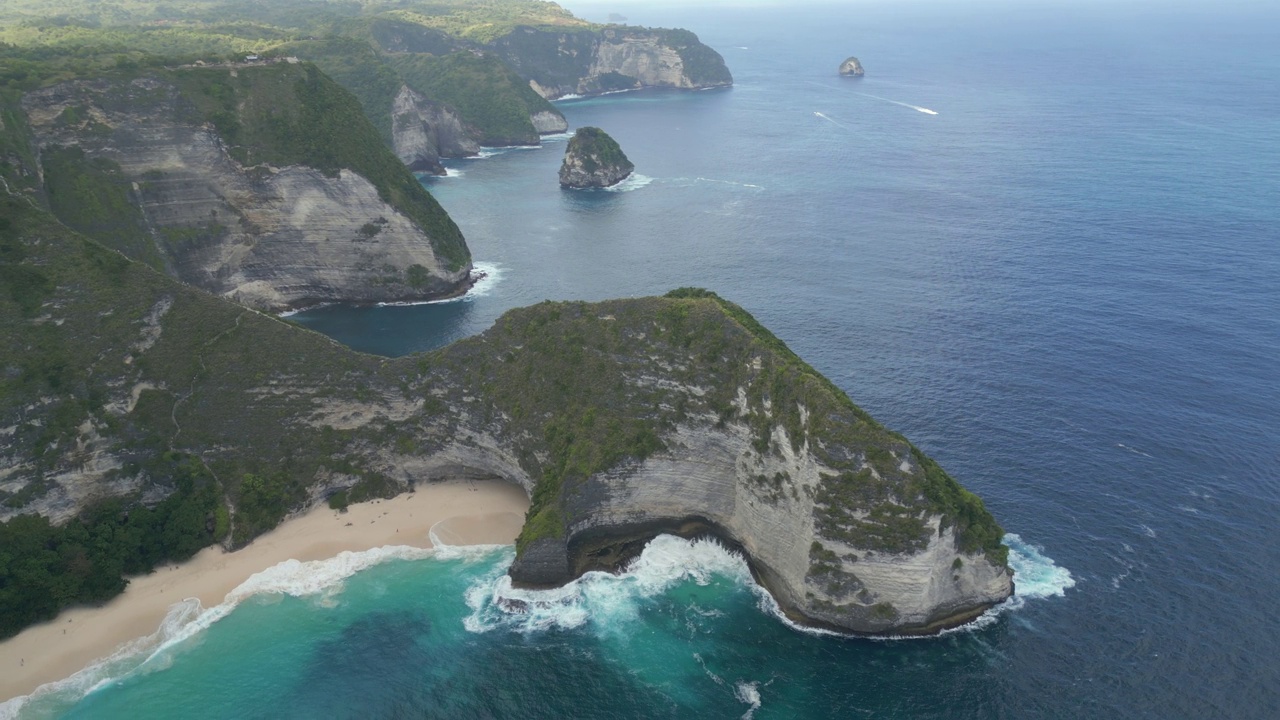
[0,479,529,702]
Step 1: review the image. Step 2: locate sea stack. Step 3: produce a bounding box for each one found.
[839,56,865,77]
[559,127,635,189]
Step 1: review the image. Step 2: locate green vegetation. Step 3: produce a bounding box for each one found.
[662,288,1006,563]
[0,195,406,635]
[377,0,592,44]
[171,62,468,269]
[389,51,557,146]
[0,452,222,639]
[565,126,632,175]
[0,215,53,316]
[0,196,1004,637]
[41,144,165,269]
[280,36,405,144]
[650,28,733,86]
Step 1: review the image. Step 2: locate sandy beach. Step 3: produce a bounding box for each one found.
[0,479,529,702]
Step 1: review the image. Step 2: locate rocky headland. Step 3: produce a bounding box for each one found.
[493,26,734,100]
[559,127,635,189]
[0,199,1012,637]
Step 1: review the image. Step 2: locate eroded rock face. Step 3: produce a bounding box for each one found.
[512,408,1013,635]
[840,56,865,77]
[22,75,470,312]
[530,110,569,135]
[558,126,634,189]
[492,27,733,100]
[391,85,480,174]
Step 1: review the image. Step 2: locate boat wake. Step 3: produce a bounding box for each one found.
[813,110,852,129]
[851,91,939,115]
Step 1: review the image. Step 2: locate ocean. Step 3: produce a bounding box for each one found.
[10,1,1280,717]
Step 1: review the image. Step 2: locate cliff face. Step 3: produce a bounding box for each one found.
[386,51,567,147]
[559,127,634,189]
[391,85,480,174]
[490,27,733,100]
[21,67,470,311]
[1,195,1011,636]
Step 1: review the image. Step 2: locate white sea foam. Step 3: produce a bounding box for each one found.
[464,533,1075,643]
[735,681,762,719]
[476,144,541,159]
[278,301,333,318]
[2,545,444,717]
[373,261,503,307]
[539,132,571,141]
[602,173,654,193]
[464,535,750,635]
[554,93,585,101]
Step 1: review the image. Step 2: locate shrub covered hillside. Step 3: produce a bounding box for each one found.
[388,51,560,146]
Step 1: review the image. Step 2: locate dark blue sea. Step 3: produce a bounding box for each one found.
[12,1,1280,717]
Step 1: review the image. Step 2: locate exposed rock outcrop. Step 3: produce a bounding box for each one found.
[21,68,471,311]
[530,109,569,135]
[559,127,634,189]
[491,27,733,100]
[840,56,865,77]
[391,85,480,174]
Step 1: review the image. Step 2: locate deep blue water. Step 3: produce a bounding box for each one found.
[15,1,1280,717]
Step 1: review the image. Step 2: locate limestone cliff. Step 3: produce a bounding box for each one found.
[490,26,733,100]
[840,57,866,77]
[1,200,1012,637]
[559,127,634,189]
[391,84,480,174]
[20,65,471,311]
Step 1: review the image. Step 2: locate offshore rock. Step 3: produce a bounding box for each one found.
[840,56,865,77]
[558,127,634,189]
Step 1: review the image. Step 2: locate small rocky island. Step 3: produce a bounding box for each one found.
[839,56,865,77]
[559,126,635,189]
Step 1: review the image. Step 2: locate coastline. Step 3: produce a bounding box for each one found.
[0,479,530,703]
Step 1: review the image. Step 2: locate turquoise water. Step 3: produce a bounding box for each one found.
[8,535,1073,719]
[10,0,1280,716]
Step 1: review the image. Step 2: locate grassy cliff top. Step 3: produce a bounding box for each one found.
[564,126,632,174]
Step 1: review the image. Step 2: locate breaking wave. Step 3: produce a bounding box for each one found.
[373,261,503,307]
[1,545,458,718]
[464,533,1074,642]
[464,535,750,634]
[602,173,654,193]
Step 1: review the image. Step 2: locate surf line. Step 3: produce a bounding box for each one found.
[851,91,939,115]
